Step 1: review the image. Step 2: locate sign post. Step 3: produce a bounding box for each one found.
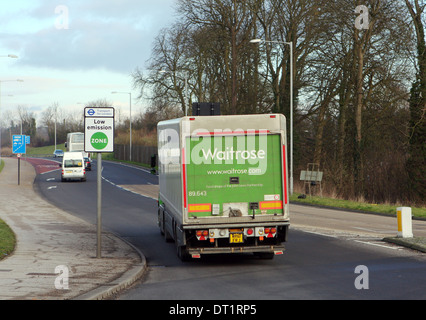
[84,107,114,258]
[12,135,27,185]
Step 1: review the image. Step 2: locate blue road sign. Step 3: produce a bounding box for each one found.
[12,135,26,154]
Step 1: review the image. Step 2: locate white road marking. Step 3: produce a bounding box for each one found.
[354,240,404,250]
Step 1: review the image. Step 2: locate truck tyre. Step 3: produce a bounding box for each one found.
[177,245,190,261]
[158,209,164,235]
[164,228,173,242]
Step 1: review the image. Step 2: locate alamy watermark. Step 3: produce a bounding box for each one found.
[354,265,369,290]
[158,128,269,175]
[55,5,69,30]
[54,265,69,290]
[355,5,369,30]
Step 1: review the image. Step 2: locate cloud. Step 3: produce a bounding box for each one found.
[2,0,177,74]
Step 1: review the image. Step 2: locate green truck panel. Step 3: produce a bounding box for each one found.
[186,134,285,218]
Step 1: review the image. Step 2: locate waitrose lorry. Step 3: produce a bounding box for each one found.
[157,114,290,260]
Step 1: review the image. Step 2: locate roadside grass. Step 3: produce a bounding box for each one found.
[0,219,15,261]
[290,193,426,219]
[26,144,65,156]
[0,159,16,260]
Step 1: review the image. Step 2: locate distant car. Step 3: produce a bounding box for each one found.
[53,149,64,157]
[84,157,92,171]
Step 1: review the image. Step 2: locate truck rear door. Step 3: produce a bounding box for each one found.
[184,131,288,220]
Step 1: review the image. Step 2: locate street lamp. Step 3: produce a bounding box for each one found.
[250,38,294,195]
[111,91,132,162]
[159,69,189,116]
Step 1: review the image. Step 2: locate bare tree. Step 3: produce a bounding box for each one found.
[404,0,426,203]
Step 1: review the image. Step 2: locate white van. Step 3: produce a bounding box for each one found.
[61,152,86,182]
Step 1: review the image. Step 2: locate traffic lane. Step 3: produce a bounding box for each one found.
[100,160,159,200]
[33,162,154,236]
[119,228,426,300]
[101,161,158,186]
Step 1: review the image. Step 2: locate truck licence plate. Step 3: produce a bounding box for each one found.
[229,233,243,243]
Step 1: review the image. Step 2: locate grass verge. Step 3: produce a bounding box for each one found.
[0,219,15,261]
[26,144,65,156]
[0,159,16,260]
[290,193,426,219]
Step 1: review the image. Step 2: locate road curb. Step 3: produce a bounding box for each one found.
[383,237,426,253]
[72,235,147,300]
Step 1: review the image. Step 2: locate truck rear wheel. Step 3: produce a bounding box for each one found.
[158,209,164,235]
[164,228,173,242]
[177,245,190,261]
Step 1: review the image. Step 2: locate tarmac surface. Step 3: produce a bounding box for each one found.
[0,157,146,300]
[0,156,425,300]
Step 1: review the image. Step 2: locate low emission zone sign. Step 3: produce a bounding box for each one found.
[84,107,114,153]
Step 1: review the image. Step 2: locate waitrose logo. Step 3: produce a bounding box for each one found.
[201,147,266,161]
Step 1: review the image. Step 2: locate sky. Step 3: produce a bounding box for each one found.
[0,0,178,123]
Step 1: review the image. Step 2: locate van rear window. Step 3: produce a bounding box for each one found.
[64,160,83,168]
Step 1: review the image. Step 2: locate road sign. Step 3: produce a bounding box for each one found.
[84,107,114,153]
[12,135,26,154]
[83,107,115,258]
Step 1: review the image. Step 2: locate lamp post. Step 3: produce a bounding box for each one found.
[250,38,294,195]
[111,91,132,162]
[0,78,23,159]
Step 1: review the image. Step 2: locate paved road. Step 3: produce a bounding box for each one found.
[34,158,426,300]
[290,203,426,239]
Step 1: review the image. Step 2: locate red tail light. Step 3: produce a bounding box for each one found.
[264,227,277,238]
[196,230,208,240]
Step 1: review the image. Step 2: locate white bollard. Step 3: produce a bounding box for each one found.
[396,207,413,238]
